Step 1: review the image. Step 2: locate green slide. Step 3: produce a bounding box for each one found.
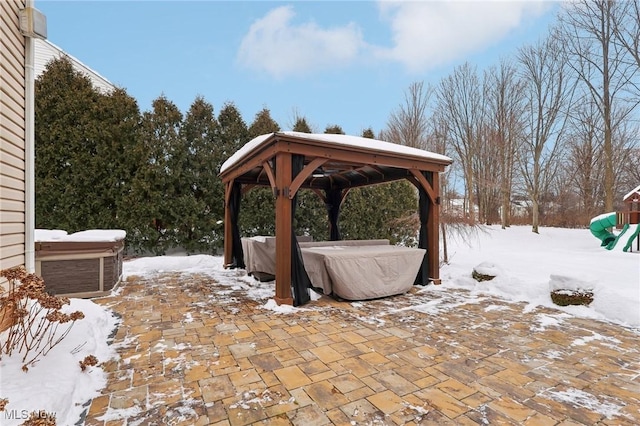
[590,212,617,247]
[622,223,640,252]
[606,223,629,250]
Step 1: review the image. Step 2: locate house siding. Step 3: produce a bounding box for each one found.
[0,0,27,287]
[34,38,115,93]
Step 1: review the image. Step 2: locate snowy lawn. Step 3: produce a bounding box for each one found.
[0,225,638,425]
[439,225,639,327]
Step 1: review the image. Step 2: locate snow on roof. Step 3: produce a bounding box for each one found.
[623,184,640,201]
[220,131,452,174]
[35,229,126,242]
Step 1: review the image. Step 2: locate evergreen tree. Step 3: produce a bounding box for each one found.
[216,102,249,166]
[123,96,183,254]
[292,117,312,133]
[294,190,328,241]
[35,57,100,231]
[95,88,141,229]
[35,57,142,235]
[178,97,220,252]
[361,127,375,139]
[241,108,280,236]
[340,181,418,245]
[215,103,250,238]
[248,107,280,138]
[324,124,345,134]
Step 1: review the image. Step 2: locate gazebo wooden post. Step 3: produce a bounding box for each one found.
[274,152,294,305]
[223,180,233,267]
[427,172,441,284]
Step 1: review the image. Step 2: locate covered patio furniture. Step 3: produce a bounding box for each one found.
[301,244,426,300]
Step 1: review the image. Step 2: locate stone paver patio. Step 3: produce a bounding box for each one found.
[84,270,640,425]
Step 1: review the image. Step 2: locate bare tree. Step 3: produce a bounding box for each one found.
[611,112,640,198]
[473,123,501,225]
[517,35,574,233]
[435,63,484,224]
[557,0,638,212]
[482,60,527,228]
[382,81,432,149]
[564,99,607,222]
[612,0,640,72]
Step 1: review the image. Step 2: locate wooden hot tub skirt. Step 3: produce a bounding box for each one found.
[35,241,124,298]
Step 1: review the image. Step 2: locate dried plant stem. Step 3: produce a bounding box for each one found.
[0,267,85,369]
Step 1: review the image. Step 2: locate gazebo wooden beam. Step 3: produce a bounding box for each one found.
[241,184,255,195]
[276,141,446,172]
[369,165,386,178]
[221,146,279,183]
[340,188,351,204]
[274,152,293,305]
[223,180,234,267]
[262,160,277,191]
[289,157,327,199]
[312,189,327,203]
[427,172,441,284]
[408,169,437,204]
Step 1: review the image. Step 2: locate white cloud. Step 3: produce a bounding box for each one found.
[374,1,552,72]
[236,2,553,78]
[236,6,366,78]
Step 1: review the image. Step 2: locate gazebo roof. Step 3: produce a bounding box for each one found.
[219,132,452,190]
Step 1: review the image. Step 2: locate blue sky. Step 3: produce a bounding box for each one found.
[36,1,559,136]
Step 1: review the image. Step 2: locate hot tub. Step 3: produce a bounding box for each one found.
[35,229,126,298]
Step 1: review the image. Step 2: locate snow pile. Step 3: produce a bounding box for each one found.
[262,299,306,314]
[473,261,502,278]
[0,299,120,425]
[549,274,595,293]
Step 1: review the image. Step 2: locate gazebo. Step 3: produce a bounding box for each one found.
[219,132,452,306]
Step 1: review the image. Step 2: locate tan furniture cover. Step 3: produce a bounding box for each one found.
[242,236,314,277]
[301,245,425,300]
[241,237,389,277]
[241,237,423,300]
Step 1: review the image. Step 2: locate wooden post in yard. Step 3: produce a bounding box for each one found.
[428,172,441,284]
[274,152,294,305]
[223,181,233,267]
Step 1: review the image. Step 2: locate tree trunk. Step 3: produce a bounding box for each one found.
[532,195,540,233]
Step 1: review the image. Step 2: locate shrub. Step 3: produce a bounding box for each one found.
[0,267,85,370]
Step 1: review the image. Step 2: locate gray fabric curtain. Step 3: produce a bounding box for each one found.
[229,181,245,269]
[325,188,343,241]
[291,155,312,306]
[414,171,431,285]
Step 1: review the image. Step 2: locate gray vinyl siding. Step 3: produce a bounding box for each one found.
[0,0,27,287]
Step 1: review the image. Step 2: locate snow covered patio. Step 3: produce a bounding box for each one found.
[83,264,640,425]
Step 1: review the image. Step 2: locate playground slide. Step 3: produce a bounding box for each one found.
[621,223,640,252]
[590,212,640,251]
[605,223,630,250]
[589,212,617,247]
